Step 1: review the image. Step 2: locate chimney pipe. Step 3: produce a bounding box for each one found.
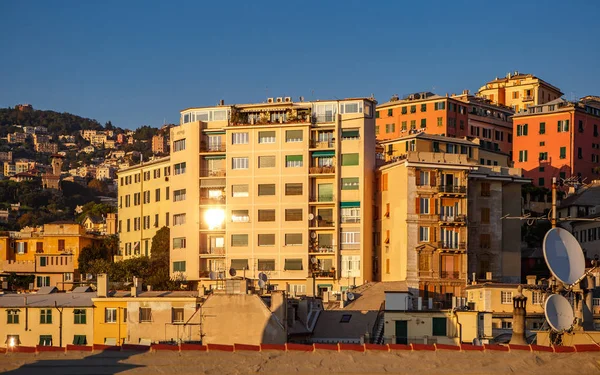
[509,286,528,345]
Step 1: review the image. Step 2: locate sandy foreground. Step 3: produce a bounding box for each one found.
[0,350,599,375]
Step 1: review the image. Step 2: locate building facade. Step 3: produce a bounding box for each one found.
[152,133,168,154]
[512,96,600,187]
[169,98,376,292]
[117,157,171,259]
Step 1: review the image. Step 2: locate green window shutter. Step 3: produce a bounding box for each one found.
[421,119,426,128]
[341,153,359,166]
[432,317,447,336]
[318,184,333,202]
[340,201,360,208]
[341,178,359,190]
[311,151,335,157]
[565,120,569,131]
[285,155,303,162]
[375,111,379,118]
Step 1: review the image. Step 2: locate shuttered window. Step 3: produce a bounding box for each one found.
[258,259,275,271]
[258,209,275,222]
[231,259,249,270]
[232,184,249,197]
[258,156,276,168]
[231,234,248,247]
[285,183,303,195]
[258,131,276,144]
[285,155,303,167]
[285,233,302,246]
[285,209,303,221]
[341,153,359,166]
[258,184,275,196]
[284,258,303,270]
[258,234,275,246]
[285,130,303,142]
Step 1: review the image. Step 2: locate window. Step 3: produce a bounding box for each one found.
[258,156,275,168]
[139,308,152,323]
[410,120,416,129]
[73,335,87,345]
[7,309,19,324]
[501,291,513,304]
[285,209,303,221]
[16,242,27,254]
[173,189,186,202]
[387,109,393,117]
[143,190,150,204]
[578,147,583,159]
[231,234,248,247]
[516,124,528,136]
[340,101,363,114]
[419,171,430,186]
[341,207,360,223]
[385,124,395,133]
[419,198,430,214]
[172,308,184,324]
[285,233,302,246]
[375,111,380,118]
[481,207,490,223]
[40,309,52,324]
[173,139,186,152]
[539,177,545,186]
[560,147,566,159]
[341,177,359,190]
[231,210,249,222]
[420,118,426,128]
[341,255,360,277]
[39,335,53,346]
[434,102,446,110]
[481,183,490,197]
[174,162,186,175]
[285,183,302,196]
[341,153,359,166]
[258,209,275,222]
[232,184,249,197]
[258,184,275,196]
[539,122,546,134]
[420,103,427,112]
[284,258,303,270]
[410,105,416,113]
[231,258,249,270]
[39,256,47,267]
[258,234,275,246]
[232,157,249,169]
[36,276,50,287]
[173,261,186,272]
[432,317,447,336]
[419,226,430,242]
[341,230,360,247]
[502,321,513,329]
[232,132,249,144]
[285,155,303,167]
[74,309,87,324]
[539,152,548,161]
[173,237,186,249]
[173,214,186,226]
[401,106,407,114]
[401,121,407,130]
[258,259,275,271]
[557,120,569,132]
[258,131,276,144]
[532,292,543,305]
[286,130,303,142]
[155,188,161,202]
[518,150,528,162]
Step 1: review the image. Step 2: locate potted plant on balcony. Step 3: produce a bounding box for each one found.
[259,112,269,124]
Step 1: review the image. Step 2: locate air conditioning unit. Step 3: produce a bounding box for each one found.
[284,97,292,103]
[267,98,274,103]
[276,97,283,103]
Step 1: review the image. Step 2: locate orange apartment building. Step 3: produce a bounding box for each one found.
[512,96,600,188]
[376,92,469,141]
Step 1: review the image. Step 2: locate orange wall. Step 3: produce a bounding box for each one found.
[573,112,600,181]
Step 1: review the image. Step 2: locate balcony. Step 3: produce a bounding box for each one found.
[522,95,534,102]
[200,196,226,205]
[2,260,35,273]
[309,245,336,254]
[437,185,466,195]
[309,219,335,228]
[310,270,336,278]
[200,247,225,256]
[200,169,226,178]
[436,242,466,251]
[418,214,438,222]
[309,195,334,203]
[439,214,467,225]
[312,114,336,124]
[440,271,461,279]
[340,216,360,224]
[201,144,226,153]
[310,140,334,149]
[309,166,335,174]
[37,255,75,273]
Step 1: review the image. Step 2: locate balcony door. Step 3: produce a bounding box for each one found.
[208,136,221,151]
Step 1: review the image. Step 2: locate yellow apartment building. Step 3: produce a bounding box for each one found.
[0,222,102,289]
[376,134,527,308]
[476,71,563,113]
[117,157,171,259]
[170,97,376,293]
[0,287,95,348]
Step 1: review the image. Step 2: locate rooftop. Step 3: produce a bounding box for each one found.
[0,291,96,308]
[326,281,409,311]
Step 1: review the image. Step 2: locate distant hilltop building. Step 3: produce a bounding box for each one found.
[42,154,64,190]
[151,133,169,154]
[15,104,33,112]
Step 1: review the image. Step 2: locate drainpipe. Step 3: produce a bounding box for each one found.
[54,301,63,347]
[24,296,28,332]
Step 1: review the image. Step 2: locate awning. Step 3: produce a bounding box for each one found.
[204,130,226,135]
[200,179,226,188]
[284,259,303,271]
[204,155,226,160]
[231,259,249,270]
[311,151,335,158]
[341,130,360,138]
[340,201,360,208]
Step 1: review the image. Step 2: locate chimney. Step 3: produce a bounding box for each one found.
[270,290,287,324]
[219,99,225,106]
[131,276,143,297]
[526,275,537,285]
[509,286,528,345]
[97,273,108,298]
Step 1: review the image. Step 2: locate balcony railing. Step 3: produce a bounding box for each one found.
[310,140,334,149]
[310,219,334,228]
[200,169,226,177]
[523,95,534,102]
[312,114,336,123]
[341,216,360,224]
[438,185,466,194]
[199,196,226,205]
[439,214,467,224]
[200,247,225,256]
[310,270,336,278]
[2,260,35,273]
[37,255,75,273]
[309,195,334,203]
[437,242,466,250]
[309,166,335,174]
[309,245,336,254]
[440,271,461,279]
[201,144,226,153]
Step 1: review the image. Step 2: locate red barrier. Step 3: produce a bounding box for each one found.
[411,343,435,351]
[339,343,365,352]
[508,344,531,352]
[234,344,260,352]
[122,344,150,351]
[530,345,554,353]
[93,344,121,351]
[484,344,509,352]
[553,346,576,353]
[364,344,389,351]
[435,344,460,351]
[286,343,314,352]
[151,344,180,351]
[460,344,484,351]
[388,344,412,351]
[260,343,286,351]
[36,345,66,352]
[574,344,600,353]
[12,346,36,353]
[180,343,207,351]
[314,343,339,351]
[66,345,93,352]
[207,343,234,352]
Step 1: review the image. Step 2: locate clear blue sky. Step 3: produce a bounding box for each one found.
[1,0,599,129]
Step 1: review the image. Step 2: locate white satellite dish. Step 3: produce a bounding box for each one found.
[544,294,575,332]
[258,272,268,282]
[229,268,237,277]
[258,279,266,289]
[209,271,217,281]
[311,232,317,239]
[347,292,355,301]
[308,213,315,220]
[310,257,318,264]
[543,227,585,285]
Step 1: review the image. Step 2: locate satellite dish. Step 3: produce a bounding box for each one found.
[308,213,315,220]
[311,232,317,239]
[229,268,237,277]
[543,227,585,285]
[258,272,268,282]
[347,292,355,301]
[544,294,575,332]
[258,279,266,289]
[310,257,318,264]
[209,271,217,280]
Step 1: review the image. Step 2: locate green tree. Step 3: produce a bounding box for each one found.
[147,227,179,290]
[78,243,111,276]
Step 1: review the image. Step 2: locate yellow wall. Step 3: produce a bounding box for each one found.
[92,299,127,345]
